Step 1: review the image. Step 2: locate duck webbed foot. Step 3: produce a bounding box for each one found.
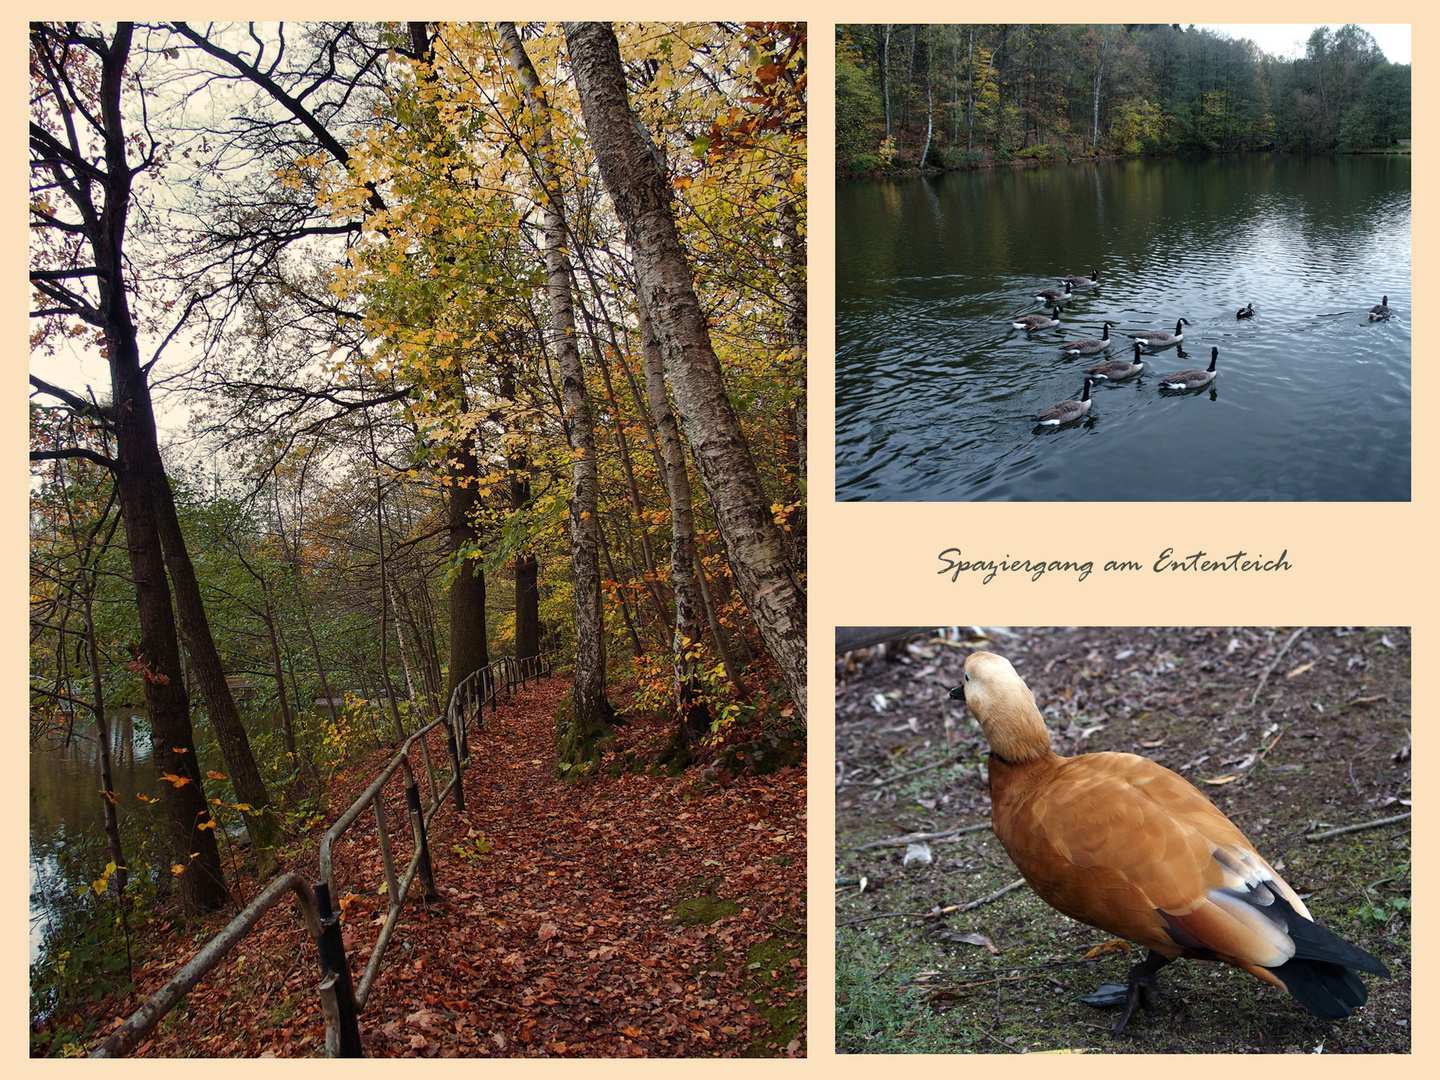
[1077,950,1173,1035]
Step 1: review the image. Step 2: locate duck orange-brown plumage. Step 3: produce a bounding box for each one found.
[950,650,1388,1034]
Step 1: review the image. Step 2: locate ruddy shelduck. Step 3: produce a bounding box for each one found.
[950,650,1388,1034]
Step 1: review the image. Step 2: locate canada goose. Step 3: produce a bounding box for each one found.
[1128,317,1191,348]
[1369,295,1392,321]
[1035,378,1095,425]
[1060,321,1114,356]
[1034,281,1076,306]
[1011,306,1062,332]
[1087,342,1146,381]
[1062,269,1100,288]
[1160,347,1220,389]
[1236,303,1254,319]
[950,651,1389,1037]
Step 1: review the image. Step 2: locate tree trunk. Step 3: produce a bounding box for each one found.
[31,23,228,913]
[563,22,806,723]
[920,27,934,167]
[152,485,279,868]
[501,22,611,736]
[368,438,407,742]
[904,25,917,152]
[498,361,541,667]
[81,555,128,896]
[637,293,711,754]
[262,605,311,782]
[389,578,423,719]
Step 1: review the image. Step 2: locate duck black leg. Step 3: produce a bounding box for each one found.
[1077,951,1173,1035]
[1113,951,1172,1034]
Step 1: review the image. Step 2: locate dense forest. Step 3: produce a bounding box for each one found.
[838,23,1410,175]
[30,20,805,1028]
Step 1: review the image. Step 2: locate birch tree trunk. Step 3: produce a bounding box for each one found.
[920,27,934,168]
[500,22,611,736]
[563,22,807,723]
[637,293,711,756]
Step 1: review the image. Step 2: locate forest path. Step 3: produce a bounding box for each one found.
[348,675,807,1057]
[123,675,806,1057]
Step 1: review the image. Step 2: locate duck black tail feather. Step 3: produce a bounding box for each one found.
[1270,895,1389,1019]
[1273,956,1370,1019]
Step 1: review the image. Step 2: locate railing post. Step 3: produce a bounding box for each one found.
[372,796,399,908]
[404,769,439,902]
[457,680,471,760]
[313,880,363,1057]
[446,716,465,814]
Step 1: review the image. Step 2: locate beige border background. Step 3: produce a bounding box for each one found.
[8,4,1430,1065]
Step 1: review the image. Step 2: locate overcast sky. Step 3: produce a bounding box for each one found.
[1202,24,1411,64]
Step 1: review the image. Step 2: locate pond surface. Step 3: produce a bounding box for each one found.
[835,155,1411,501]
[30,713,158,962]
[29,709,288,964]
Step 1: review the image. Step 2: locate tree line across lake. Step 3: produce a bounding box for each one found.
[838,23,1411,175]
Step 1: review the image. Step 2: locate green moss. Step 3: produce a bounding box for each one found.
[674,894,743,927]
[552,686,614,781]
[743,927,806,1056]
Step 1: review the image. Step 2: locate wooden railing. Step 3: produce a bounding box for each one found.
[91,652,551,1058]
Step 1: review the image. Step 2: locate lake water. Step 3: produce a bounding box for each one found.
[29,714,157,962]
[29,709,288,964]
[835,155,1411,501]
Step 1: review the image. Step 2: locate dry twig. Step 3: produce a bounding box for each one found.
[1245,627,1308,708]
[855,822,989,851]
[1304,812,1411,842]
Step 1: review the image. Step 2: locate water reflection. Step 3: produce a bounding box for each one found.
[29,712,157,963]
[836,155,1412,501]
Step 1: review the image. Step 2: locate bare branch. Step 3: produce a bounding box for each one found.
[30,374,110,419]
[30,446,118,471]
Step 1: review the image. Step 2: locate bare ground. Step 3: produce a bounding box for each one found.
[834,626,1411,1054]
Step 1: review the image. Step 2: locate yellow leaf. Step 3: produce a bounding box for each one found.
[206,770,226,780]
